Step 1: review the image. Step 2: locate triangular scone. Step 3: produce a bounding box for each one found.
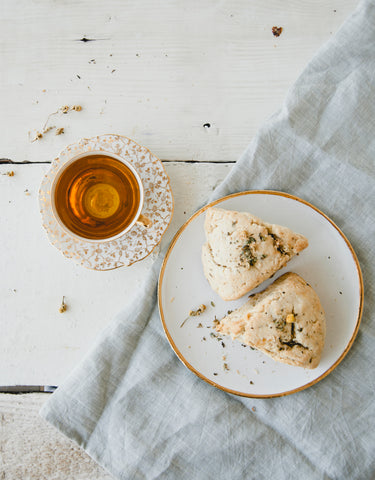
[216,273,325,368]
[202,207,308,300]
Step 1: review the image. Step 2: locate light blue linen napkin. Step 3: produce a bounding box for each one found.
[41,1,375,478]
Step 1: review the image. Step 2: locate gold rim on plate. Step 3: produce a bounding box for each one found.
[158,190,363,398]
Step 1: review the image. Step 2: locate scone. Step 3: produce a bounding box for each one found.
[202,207,308,300]
[216,272,325,368]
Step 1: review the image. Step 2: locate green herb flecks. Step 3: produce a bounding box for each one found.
[180,304,207,328]
[240,236,258,267]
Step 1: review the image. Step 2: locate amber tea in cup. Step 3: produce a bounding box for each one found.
[52,152,148,241]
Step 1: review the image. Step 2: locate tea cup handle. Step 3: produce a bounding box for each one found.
[136,213,153,228]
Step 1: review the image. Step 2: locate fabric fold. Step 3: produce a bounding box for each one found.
[41,1,375,478]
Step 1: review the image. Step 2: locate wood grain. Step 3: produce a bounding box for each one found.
[0,162,231,385]
[0,0,360,386]
[0,0,359,163]
[0,393,112,479]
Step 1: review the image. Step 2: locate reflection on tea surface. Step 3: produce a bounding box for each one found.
[54,155,141,239]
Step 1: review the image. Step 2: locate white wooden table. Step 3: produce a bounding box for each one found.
[0,0,359,389]
[0,0,358,386]
[0,1,361,477]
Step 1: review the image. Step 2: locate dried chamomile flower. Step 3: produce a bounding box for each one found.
[272,26,283,37]
[59,296,67,313]
[43,126,55,134]
[189,304,206,316]
[180,304,207,328]
[31,131,43,142]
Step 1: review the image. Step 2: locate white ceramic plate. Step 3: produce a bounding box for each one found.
[158,191,363,398]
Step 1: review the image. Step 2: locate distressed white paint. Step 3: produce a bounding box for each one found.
[0,0,360,385]
[1,0,358,163]
[0,162,231,385]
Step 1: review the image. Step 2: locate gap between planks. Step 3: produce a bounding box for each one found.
[0,159,236,165]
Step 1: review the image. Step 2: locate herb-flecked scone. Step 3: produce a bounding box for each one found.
[202,207,308,301]
[216,273,326,368]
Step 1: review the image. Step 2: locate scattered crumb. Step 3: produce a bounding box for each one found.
[197,323,203,328]
[24,189,31,196]
[221,341,225,348]
[236,369,240,375]
[2,171,14,177]
[72,105,82,111]
[223,363,229,371]
[111,69,116,73]
[339,291,342,295]
[209,331,224,345]
[77,74,81,79]
[252,406,256,412]
[249,381,254,385]
[42,89,46,93]
[272,26,283,37]
[211,301,215,307]
[213,372,218,376]
[222,355,227,361]
[202,337,206,341]
[170,297,175,303]
[55,127,65,136]
[203,123,211,128]
[61,105,70,114]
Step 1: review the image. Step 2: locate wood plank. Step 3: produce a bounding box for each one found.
[0,0,359,163]
[0,393,112,479]
[0,161,231,386]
